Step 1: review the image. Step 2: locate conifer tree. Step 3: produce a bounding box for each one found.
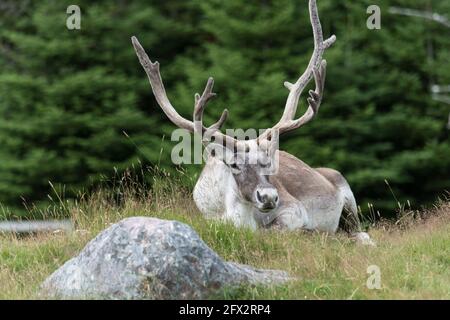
[0,0,448,216]
[172,0,450,214]
[0,0,201,214]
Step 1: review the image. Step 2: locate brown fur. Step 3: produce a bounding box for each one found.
[268,151,360,232]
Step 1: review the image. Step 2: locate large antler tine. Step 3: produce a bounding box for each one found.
[131,36,154,68]
[296,59,327,127]
[194,77,215,136]
[203,109,229,144]
[323,35,336,49]
[208,109,228,132]
[201,77,216,100]
[194,77,231,145]
[256,0,335,142]
[307,60,326,114]
[194,78,216,119]
[308,59,327,112]
[132,36,237,148]
[132,35,194,131]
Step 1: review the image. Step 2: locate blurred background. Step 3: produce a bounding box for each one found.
[0,0,448,219]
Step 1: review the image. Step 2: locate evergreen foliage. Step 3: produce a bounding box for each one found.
[0,0,448,216]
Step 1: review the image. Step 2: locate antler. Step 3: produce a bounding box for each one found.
[132,0,334,154]
[193,77,229,144]
[131,36,236,148]
[257,0,335,142]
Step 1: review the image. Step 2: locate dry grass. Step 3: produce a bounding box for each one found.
[0,172,449,299]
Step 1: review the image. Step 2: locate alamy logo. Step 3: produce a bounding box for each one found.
[66,5,81,30]
[367,5,381,30]
[170,127,280,175]
[366,265,382,289]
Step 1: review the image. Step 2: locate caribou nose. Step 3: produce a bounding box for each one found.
[255,187,279,210]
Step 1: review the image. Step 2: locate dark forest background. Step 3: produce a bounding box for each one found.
[0,0,448,218]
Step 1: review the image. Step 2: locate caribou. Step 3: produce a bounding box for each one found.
[132,0,374,245]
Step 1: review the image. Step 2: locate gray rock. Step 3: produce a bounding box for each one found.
[41,217,290,299]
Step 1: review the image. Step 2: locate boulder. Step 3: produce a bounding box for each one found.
[41,217,290,299]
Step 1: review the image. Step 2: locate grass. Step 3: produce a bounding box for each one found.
[0,170,449,299]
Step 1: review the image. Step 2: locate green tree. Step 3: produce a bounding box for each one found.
[0,0,201,216]
[0,0,448,217]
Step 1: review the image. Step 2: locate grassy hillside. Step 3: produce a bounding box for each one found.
[0,175,449,299]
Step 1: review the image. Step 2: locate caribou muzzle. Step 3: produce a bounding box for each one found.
[255,186,279,212]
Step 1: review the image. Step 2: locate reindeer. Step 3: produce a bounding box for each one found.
[132,0,374,245]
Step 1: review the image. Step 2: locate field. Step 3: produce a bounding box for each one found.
[0,174,449,299]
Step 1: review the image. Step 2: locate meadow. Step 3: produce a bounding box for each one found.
[0,171,449,299]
